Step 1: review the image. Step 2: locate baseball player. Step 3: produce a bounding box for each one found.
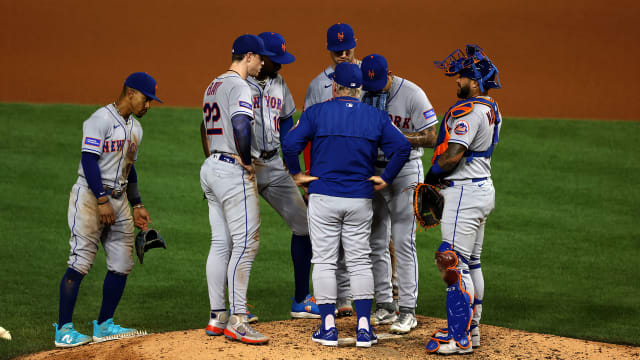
[53,72,160,348]
[303,22,360,317]
[246,32,319,318]
[360,54,438,334]
[200,34,274,345]
[424,44,502,355]
[282,62,411,348]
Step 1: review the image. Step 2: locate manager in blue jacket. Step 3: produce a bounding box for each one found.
[282,62,411,348]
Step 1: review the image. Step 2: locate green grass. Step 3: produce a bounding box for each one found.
[0,103,638,358]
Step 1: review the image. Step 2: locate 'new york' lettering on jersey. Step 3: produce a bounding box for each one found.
[77,103,143,190]
[374,75,438,161]
[247,75,296,156]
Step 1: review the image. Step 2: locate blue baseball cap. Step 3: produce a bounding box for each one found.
[361,54,389,92]
[326,23,356,52]
[331,62,362,88]
[124,72,163,103]
[232,34,276,56]
[258,32,295,65]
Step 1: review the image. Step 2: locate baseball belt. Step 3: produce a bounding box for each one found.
[104,186,126,199]
[259,149,278,160]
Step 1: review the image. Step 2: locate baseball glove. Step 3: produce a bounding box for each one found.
[413,183,444,229]
[135,229,166,264]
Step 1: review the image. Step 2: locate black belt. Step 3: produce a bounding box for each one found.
[260,149,278,160]
[104,186,126,199]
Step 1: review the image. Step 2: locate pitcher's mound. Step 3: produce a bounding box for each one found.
[17,315,639,359]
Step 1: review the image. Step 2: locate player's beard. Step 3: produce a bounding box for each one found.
[257,62,280,80]
[457,83,471,99]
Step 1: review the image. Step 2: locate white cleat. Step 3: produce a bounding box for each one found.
[389,312,417,334]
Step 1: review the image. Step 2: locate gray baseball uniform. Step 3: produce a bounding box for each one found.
[68,104,142,275]
[369,76,438,309]
[247,75,309,235]
[200,72,260,315]
[440,96,501,326]
[304,65,335,110]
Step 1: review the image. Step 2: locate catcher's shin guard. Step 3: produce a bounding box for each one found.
[426,276,473,353]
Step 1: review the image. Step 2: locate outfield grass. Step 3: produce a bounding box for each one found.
[0,103,638,358]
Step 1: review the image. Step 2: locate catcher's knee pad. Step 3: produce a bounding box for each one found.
[435,242,460,286]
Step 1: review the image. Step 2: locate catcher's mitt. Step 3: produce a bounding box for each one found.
[413,183,444,229]
[135,229,166,264]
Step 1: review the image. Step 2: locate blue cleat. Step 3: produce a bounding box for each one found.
[53,322,92,348]
[291,295,321,319]
[92,318,147,343]
[356,327,378,348]
[312,325,338,346]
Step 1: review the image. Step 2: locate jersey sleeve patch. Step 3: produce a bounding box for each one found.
[451,102,473,118]
[453,120,470,135]
[239,101,252,110]
[84,137,101,147]
[423,109,436,120]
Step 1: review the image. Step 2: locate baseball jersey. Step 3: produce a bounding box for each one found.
[247,74,296,156]
[382,76,438,160]
[202,73,254,156]
[77,103,143,190]
[304,63,363,109]
[444,96,502,180]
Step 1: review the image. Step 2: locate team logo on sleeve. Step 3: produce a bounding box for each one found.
[84,137,101,147]
[454,120,469,135]
[239,101,252,110]
[423,109,436,120]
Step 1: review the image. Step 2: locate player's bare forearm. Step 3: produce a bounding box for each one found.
[200,122,211,158]
[404,126,437,148]
[292,172,319,187]
[437,143,467,172]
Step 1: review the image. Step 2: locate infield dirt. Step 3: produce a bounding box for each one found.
[17,315,639,360]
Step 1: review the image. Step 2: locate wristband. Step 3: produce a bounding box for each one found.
[431,161,445,175]
[133,203,145,209]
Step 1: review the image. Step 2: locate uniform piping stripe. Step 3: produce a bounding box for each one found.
[105,106,128,190]
[452,186,464,250]
[231,170,249,314]
[70,186,82,268]
[387,78,404,104]
[410,159,421,307]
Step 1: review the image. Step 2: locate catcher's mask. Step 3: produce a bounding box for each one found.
[434,44,501,93]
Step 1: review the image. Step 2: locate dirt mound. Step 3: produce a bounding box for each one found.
[17,315,639,360]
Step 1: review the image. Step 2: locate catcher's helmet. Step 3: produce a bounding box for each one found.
[434,44,501,92]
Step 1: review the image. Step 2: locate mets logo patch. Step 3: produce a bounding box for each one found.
[454,120,469,135]
[239,101,252,110]
[84,137,101,147]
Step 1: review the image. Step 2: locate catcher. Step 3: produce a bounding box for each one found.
[418,44,502,355]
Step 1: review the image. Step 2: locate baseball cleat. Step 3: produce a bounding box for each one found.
[291,294,321,319]
[371,303,398,325]
[355,327,378,348]
[205,311,229,336]
[336,298,353,317]
[223,314,268,345]
[246,301,259,323]
[432,338,473,355]
[92,319,147,343]
[53,322,92,348]
[470,323,480,347]
[312,325,338,346]
[389,312,417,334]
